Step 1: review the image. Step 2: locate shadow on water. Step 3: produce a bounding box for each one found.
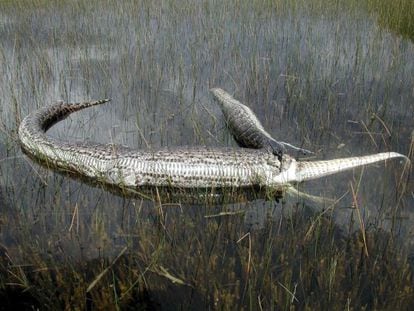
[0,0,413,309]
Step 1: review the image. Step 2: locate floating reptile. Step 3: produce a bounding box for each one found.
[18,91,407,191]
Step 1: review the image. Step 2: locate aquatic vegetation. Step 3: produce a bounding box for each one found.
[1,205,414,309]
[0,0,412,309]
[367,0,414,42]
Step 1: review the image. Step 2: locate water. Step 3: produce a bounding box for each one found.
[0,0,412,245]
[0,1,413,308]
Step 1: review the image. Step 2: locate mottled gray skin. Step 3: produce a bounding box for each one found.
[18,98,407,191]
[211,88,312,159]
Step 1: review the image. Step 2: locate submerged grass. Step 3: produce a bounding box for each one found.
[0,0,413,309]
[1,204,413,309]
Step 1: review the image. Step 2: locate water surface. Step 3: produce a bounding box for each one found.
[0,1,413,308]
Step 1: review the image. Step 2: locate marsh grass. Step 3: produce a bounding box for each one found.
[367,0,414,42]
[0,0,413,309]
[1,204,413,309]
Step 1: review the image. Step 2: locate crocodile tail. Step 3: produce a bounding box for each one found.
[295,152,408,182]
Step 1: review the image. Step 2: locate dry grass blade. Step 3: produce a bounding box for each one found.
[350,182,369,257]
[277,281,299,303]
[152,266,191,287]
[68,203,79,233]
[360,120,378,148]
[86,246,128,293]
[304,190,349,241]
[237,232,252,302]
[204,210,245,218]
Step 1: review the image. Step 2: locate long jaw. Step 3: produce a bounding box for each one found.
[273,152,409,185]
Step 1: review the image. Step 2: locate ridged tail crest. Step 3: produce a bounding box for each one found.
[295,152,408,182]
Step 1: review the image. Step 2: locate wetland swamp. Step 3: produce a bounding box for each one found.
[0,0,413,309]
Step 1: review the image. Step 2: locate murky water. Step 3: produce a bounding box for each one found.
[0,1,413,259]
[0,2,414,255]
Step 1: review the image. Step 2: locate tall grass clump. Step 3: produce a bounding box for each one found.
[1,203,414,309]
[367,0,414,41]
